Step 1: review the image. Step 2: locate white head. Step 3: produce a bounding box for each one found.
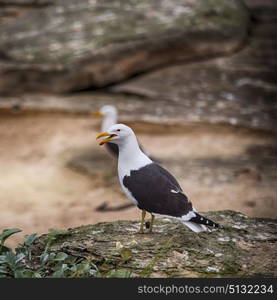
[96,124,136,146]
[99,105,117,117]
[94,105,118,131]
[96,123,153,166]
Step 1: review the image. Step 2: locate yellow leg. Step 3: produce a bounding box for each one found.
[139,210,146,233]
[149,215,155,233]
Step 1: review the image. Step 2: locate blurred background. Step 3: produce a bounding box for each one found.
[0,0,276,247]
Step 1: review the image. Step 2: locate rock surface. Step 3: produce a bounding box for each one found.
[0,0,52,24]
[31,210,277,277]
[0,0,249,94]
[112,1,277,131]
[0,0,50,3]
[1,87,276,133]
[1,1,276,132]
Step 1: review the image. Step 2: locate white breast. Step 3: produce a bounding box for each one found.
[115,131,152,207]
[119,178,138,206]
[117,151,152,207]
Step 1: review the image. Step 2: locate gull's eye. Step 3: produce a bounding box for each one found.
[116,129,121,132]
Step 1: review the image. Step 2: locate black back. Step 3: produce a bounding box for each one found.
[123,163,192,217]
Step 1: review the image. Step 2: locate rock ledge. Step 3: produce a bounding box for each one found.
[32,210,277,277]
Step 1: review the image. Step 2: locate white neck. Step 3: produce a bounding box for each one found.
[117,135,152,176]
[101,114,117,131]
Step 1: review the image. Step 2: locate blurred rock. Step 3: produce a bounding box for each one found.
[234,167,262,185]
[0,0,52,24]
[112,1,277,131]
[0,90,277,133]
[243,0,277,9]
[0,0,249,94]
[0,0,50,3]
[246,145,277,158]
[31,210,277,277]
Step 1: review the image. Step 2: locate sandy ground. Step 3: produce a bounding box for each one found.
[0,113,276,247]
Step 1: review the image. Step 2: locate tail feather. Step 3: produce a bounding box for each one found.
[189,213,220,229]
[183,221,208,232]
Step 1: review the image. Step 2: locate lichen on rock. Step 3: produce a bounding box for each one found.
[0,0,249,93]
[30,210,277,277]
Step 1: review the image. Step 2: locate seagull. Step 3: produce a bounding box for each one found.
[94,105,159,162]
[96,124,220,233]
[94,105,119,157]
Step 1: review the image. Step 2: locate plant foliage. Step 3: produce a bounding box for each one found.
[0,228,100,278]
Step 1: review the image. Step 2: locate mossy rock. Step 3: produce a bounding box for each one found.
[31,210,277,277]
[112,2,277,133]
[0,0,249,94]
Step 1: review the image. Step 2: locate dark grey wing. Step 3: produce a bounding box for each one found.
[153,163,183,192]
[123,163,192,217]
[105,142,119,157]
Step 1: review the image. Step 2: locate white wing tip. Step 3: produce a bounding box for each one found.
[183,221,208,233]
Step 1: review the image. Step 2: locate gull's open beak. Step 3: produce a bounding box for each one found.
[96,132,117,145]
[92,111,104,118]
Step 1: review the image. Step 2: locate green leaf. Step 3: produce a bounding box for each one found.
[15,253,25,264]
[33,272,42,278]
[0,266,8,274]
[76,263,90,274]
[49,253,56,260]
[66,255,77,264]
[106,269,131,278]
[51,264,68,278]
[0,229,22,246]
[54,252,68,261]
[89,261,99,272]
[0,245,11,254]
[22,270,36,278]
[40,253,49,264]
[24,233,38,246]
[14,270,24,278]
[89,269,97,276]
[4,252,16,267]
[70,265,77,273]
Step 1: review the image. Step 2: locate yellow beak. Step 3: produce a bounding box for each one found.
[96,132,117,145]
[92,111,104,117]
